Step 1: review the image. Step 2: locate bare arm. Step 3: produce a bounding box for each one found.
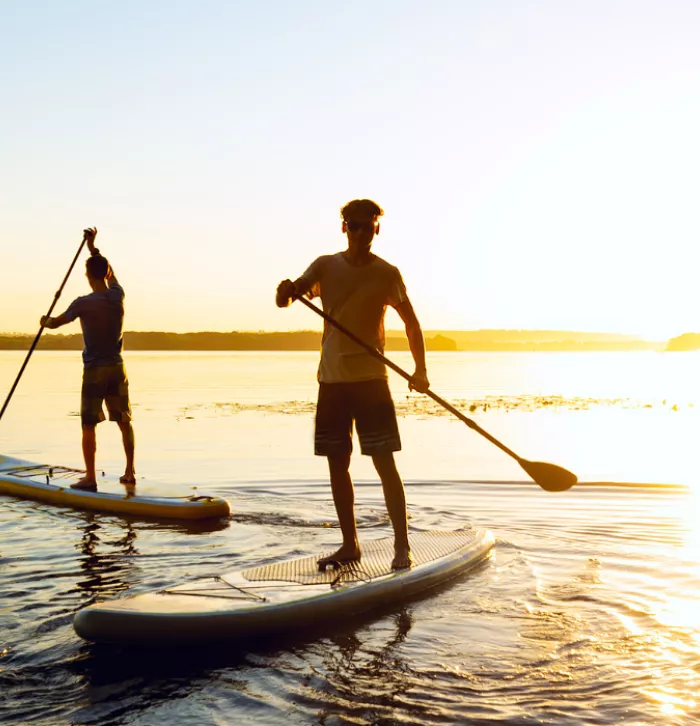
[84,226,99,255]
[107,265,119,287]
[41,313,73,329]
[395,300,430,392]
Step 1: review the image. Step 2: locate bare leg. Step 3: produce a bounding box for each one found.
[117,421,136,484]
[372,452,412,569]
[318,453,361,569]
[72,425,98,490]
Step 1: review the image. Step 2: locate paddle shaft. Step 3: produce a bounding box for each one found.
[0,236,88,421]
[295,296,523,463]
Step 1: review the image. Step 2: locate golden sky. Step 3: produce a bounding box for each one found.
[2,2,698,340]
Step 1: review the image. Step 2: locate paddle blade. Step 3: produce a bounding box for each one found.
[519,459,578,492]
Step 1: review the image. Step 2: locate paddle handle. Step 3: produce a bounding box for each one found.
[0,236,88,421]
[295,296,523,464]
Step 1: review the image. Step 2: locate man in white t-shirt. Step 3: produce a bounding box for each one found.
[276,199,430,570]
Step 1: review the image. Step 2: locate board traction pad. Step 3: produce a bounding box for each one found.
[241,530,479,586]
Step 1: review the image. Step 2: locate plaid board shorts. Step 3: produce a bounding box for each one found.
[81,362,132,426]
[315,379,401,457]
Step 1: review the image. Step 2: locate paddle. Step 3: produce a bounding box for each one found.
[295,295,578,493]
[0,232,89,422]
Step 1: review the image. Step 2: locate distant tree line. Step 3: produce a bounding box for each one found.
[0,330,458,351]
[666,333,700,351]
[0,330,670,352]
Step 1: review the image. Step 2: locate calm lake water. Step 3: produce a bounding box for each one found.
[1,350,700,725]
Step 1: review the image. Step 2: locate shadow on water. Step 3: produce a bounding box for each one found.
[68,605,419,726]
[0,508,234,725]
[72,515,139,607]
[71,512,231,608]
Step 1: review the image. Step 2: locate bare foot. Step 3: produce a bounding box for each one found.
[120,473,136,485]
[71,476,97,492]
[392,546,413,570]
[318,544,361,571]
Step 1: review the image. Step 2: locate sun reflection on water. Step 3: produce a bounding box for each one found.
[653,484,700,633]
[642,687,696,720]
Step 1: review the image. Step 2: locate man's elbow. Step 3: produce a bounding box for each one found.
[405,317,423,338]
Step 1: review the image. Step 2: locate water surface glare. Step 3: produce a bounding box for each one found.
[1,351,699,725]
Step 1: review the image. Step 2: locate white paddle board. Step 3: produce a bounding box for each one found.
[74,528,494,643]
[0,454,230,520]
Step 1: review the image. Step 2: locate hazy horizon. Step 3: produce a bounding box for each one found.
[3,2,700,339]
[0,327,675,353]
[0,327,670,340]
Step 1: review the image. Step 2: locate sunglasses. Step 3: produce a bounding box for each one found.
[346,221,378,233]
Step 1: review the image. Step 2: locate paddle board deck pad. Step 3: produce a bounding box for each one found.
[74,528,494,643]
[0,455,230,520]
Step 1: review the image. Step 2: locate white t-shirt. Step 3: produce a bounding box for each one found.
[297,252,409,383]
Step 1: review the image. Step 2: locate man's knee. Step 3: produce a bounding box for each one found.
[372,452,397,473]
[328,454,351,474]
[117,420,135,443]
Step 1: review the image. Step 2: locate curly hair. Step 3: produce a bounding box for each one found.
[340,199,384,221]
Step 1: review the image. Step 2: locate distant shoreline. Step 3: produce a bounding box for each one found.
[0,330,672,352]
